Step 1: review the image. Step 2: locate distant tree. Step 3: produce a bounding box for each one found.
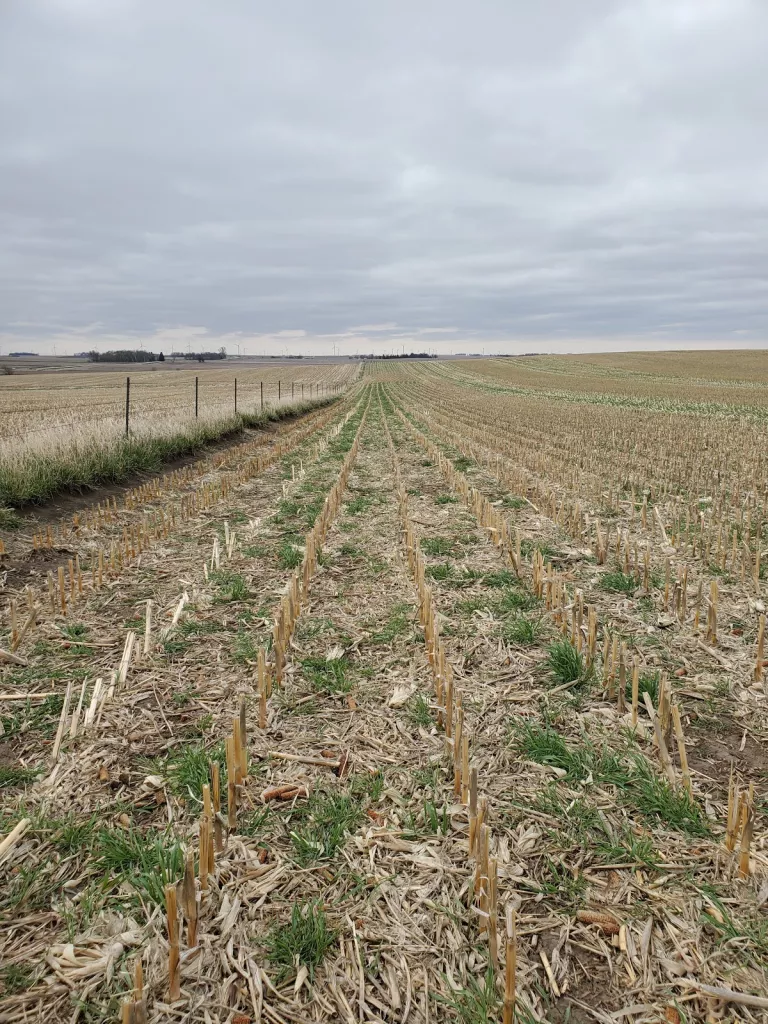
[184,350,226,361]
[88,349,157,363]
[158,351,165,362]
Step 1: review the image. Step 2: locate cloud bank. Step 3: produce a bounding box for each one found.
[1,1,766,354]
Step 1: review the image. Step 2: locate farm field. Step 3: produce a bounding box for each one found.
[436,351,768,411]
[0,363,359,509]
[0,354,767,1023]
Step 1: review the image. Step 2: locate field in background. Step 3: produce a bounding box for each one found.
[1,352,767,1021]
[0,363,359,507]
[433,349,768,412]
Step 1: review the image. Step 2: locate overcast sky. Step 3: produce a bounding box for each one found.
[1,1,767,356]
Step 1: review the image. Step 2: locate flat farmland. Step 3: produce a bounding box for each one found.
[438,350,768,411]
[0,354,766,1023]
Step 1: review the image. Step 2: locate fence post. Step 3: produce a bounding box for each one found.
[125,376,130,437]
[292,381,294,399]
[278,380,281,402]
[302,383,304,399]
[260,381,263,410]
[195,376,199,418]
[234,377,237,414]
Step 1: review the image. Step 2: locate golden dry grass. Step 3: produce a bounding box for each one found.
[0,363,359,506]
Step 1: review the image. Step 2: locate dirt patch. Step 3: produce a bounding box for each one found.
[538,932,623,1021]
[0,741,21,769]
[686,718,768,787]
[1,546,78,588]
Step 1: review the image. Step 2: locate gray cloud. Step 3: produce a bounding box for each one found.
[1,0,767,354]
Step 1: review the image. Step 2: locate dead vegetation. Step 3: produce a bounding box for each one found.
[1,360,767,1023]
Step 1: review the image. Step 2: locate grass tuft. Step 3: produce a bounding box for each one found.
[546,639,587,684]
[517,725,709,837]
[50,813,100,853]
[407,693,433,727]
[95,827,184,906]
[503,615,543,645]
[160,741,227,802]
[339,543,363,559]
[0,963,37,994]
[264,901,336,981]
[177,619,221,639]
[426,562,453,581]
[497,587,538,613]
[0,765,40,789]
[211,570,249,602]
[625,670,660,705]
[434,965,499,1024]
[628,756,710,836]
[481,569,518,588]
[515,721,573,772]
[421,536,454,557]
[520,539,560,561]
[532,786,658,866]
[601,571,637,594]
[345,493,373,515]
[370,602,412,644]
[301,655,352,694]
[539,857,586,906]
[277,540,303,569]
[232,630,259,664]
[501,495,526,509]
[289,790,364,863]
[349,769,384,802]
[1,692,66,740]
[514,722,631,787]
[0,505,22,529]
[700,892,768,963]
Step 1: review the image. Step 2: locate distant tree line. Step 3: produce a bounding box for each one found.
[170,349,227,362]
[88,350,162,363]
[87,348,230,363]
[367,352,438,360]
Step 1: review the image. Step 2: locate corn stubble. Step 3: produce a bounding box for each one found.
[1,358,767,1022]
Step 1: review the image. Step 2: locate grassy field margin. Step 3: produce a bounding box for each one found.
[0,396,340,516]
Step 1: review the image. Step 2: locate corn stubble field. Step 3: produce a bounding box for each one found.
[1,352,767,1023]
